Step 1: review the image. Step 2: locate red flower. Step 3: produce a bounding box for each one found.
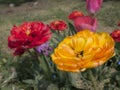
[72,16,97,32]
[13,47,26,56]
[110,30,120,42]
[50,20,67,31]
[118,21,120,26]
[8,21,52,55]
[68,11,84,20]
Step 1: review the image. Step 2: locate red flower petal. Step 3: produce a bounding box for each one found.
[110,30,120,42]
[50,20,67,31]
[68,11,84,20]
[8,21,52,55]
[118,21,120,26]
[13,47,26,56]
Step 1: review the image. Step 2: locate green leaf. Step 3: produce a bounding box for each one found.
[23,79,34,84]
[110,71,120,87]
[68,22,76,35]
[38,53,52,80]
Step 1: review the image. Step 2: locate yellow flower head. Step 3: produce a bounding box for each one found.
[51,30,115,72]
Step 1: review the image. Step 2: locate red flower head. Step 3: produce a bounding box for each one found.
[110,30,120,42]
[86,0,103,14]
[68,11,84,20]
[50,20,67,31]
[8,21,52,55]
[73,16,97,32]
[118,21,120,26]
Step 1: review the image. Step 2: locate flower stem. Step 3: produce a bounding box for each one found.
[89,70,98,90]
[38,52,52,80]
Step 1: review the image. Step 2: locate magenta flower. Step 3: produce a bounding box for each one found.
[72,16,97,32]
[86,0,103,14]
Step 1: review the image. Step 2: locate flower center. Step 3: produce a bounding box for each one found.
[54,21,60,25]
[26,30,31,36]
[76,51,84,58]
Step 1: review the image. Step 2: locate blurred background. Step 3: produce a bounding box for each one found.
[0,0,120,57]
[0,0,120,89]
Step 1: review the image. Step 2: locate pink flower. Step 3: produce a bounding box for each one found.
[72,16,97,32]
[86,0,103,14]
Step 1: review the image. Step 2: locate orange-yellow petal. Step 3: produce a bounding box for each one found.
[51,30,115,72]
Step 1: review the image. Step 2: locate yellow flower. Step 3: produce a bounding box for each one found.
[51,30,115,72]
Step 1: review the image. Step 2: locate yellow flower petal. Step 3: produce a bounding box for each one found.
[51,30,115,72]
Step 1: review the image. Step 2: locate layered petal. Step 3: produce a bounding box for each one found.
[50,20,67,31]
[51,30,115,72]
[68,11,84,20]
[8,21,52,55]
[110,30,120,42]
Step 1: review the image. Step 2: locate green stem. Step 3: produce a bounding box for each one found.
[58,71,66,83]
[28,49,51,80]
[89,70,98,90]
[38,53,51,80]
[34,84,38,90]
[27,50,33,56]
[27,49,39,62]
[65,72,70,86]
[27,50,41,74]
[33,48,41,63]
[57,30,60,34]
